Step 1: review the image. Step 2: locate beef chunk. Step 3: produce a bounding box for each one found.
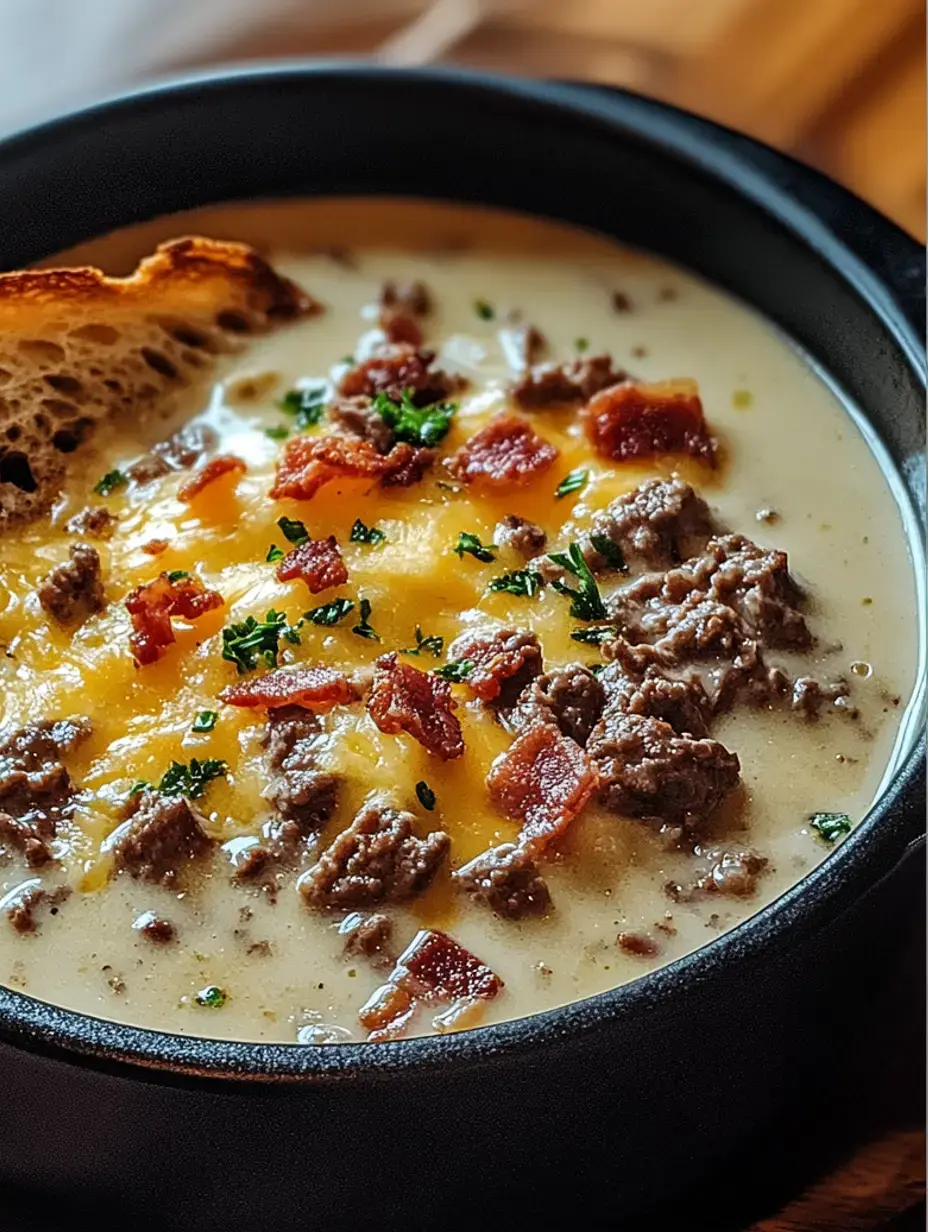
[447,626,543,707]
[587,710,740,834]
[339,910,395,966]
[5,883,71,933]
[300,804,449,910]
[339,345,463,407]
[37,543,104,625]
[65,506,117,539]
[600,664,711,737]
[329,395,396,455]
[587,476,714,570]
[0,717,92,867]
[453,842,551,919]
[790,675,852,718]
[494,513,547,558]
[132,910,177,943]
[508,664,605,747]
[128,422,218,483]
[111,792,213,885]
[703,534,811,650]
[512,354,625,409]
[262,706,339,844]
[666,847,768,901]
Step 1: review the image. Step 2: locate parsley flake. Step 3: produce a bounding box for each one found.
[192,710,218,733]
[404,626,444,657]
[265,425,289,441]
[548,543,608,621]
[474,299,495,320]
[304,598,355,627]
[93,469,128,497]
[589,533,628,573]
[350,518,386,546]
[222,609,296,673]
[433,658,474,683]
[569,625,618,645]
[166,570,189,583]
[488,569,543,598]
[195,985,227,1009]
[280,384,327,428]
[373,389,455,448]
[266,544,285,563]
[415,781,436,811]
[351,597,380,642]
[157,757,229,800]
[454,531,496,563]
[277,516,309,546]
[575,337,590,353]
[555,468,589,500]
[809,812,853,844]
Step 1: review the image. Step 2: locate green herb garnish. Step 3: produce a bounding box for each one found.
[404,626,444,657]
[128,780,150,798]
[277,516,309,546]
[351,598,380,642]
[454,531,496,563]
[569,626,618,645]
[192,710,218,733]
[474,299,495,320]
[555,468,589,500]
[416,781,436,811]
[195,985,227,1009]
[221,609,295,673]
[265,425,290,441]
[433,658,474,683]
[547,543,607,621]
[280,384,327,428]
[158,757,229,800]
[373,388,455,448]
[350,518,386,546]
[589,533,628,573]
[266,544,285,563]
[809,812,853,844]
[488,569,543,598]
[575,337,590,353]
[93,469,128,497]
[166,570,190,583]
[304,598,355,627]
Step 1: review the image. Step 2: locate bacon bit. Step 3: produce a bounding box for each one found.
[447,412,558,488]
[125,572,224,666]
[219,665,354,712]
[488,722,597,852]
[359,928,503,1040]
[582,379,716,466]
[141,539,169,556]
[379,442,436,487]
[380,309,424,347]
[447,627,542,704]
[276,535,348,594]
[367,652,464,760]
[617,931,661,957]
[177,454,247,502]
[271,435,433,501]
[339,344,462,407]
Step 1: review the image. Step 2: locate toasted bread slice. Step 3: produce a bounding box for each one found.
[0,237,319,524]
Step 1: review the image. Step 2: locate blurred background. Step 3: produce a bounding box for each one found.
[1,0,924,238]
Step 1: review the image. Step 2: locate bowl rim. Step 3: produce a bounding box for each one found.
[0,61,924,1086]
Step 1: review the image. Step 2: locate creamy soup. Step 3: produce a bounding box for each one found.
[0,200,920,1043]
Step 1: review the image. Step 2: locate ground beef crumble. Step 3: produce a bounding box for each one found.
[127,422,218,484]
[507,664,605,747]
[494,514,547,558]
[300,803,449,910]
[262,706,339,842]
[454,843,551,919]
[339,910,395,967]
[5,883,71,933]
[0,717,91,867]
[65,506,117,539]
[111,791,213,886]
[512,354,626,409]
[329,395,396,454]
[587,476,715,570]
[665,847,769,901]
[37,543,104,625]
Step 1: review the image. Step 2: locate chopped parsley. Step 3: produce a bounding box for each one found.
[266,544,285,563]
[192,710,218,733]
[404,626,444,657]
[280,384,327,428]
[195,985,227,1009]
[350,518,386,546]
[373,388,455,448]
[351,597,380,641]
[166,570,190,583]
[222,609,296,673]
[548,543,607,621]
[304,598,355,627]
[277,516,309,546]
[265,424,290,441]
[488,569,543,598]
[433,658,474,683]
[555,468,590,500]
[569,625,618,645]
[809,812,853,844]
[416,781,436,811]
[474,298,495,320]
[93,469,128,497]
[589,533,628,573]
[575,337,590,353]
[454,531,496,563]
[157,757,229,800]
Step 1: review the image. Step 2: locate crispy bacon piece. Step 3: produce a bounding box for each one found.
[447,627,542,705]
[219,665,354,712]
[276,535,348,594]
[141,539,169,556]
[177,454,247,502]
[359,928,503,1041]
[339,344,462,407]
[582,379,716,466]
[488,722,597,852]
[125,572,223,666]
[447,412,558,487]
[366,652,464,761]
[270,435,434,501]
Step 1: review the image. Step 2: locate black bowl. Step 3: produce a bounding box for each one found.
[0,65,923,1231]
